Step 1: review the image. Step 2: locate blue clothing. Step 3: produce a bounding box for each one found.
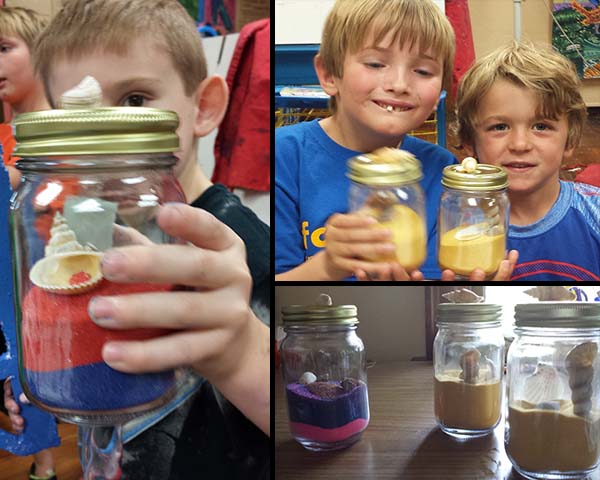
[275,119,457,279]
[509,181,600,281]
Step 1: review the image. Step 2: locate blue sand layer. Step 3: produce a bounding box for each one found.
[24,362,175,411]
[286,381,369,429]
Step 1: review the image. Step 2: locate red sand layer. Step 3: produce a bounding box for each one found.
[21,279,173,372]
[290,418,369,443]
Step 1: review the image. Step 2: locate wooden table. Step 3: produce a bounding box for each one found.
[275,360,600,479]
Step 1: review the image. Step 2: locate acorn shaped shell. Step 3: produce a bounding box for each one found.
[29,251,103,295]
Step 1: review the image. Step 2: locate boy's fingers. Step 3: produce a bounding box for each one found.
[157,203,240,252]
[327,213,377,228]
[440,269,456,281]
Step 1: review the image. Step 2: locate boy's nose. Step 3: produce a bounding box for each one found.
[383,68,409,93]
[508,129,532,151]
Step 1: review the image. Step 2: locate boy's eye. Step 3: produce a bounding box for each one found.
[122,94,146,107]
[365,62,385,69]
[488,123,509,132]
[533,123,551,131]
[415,69,433,77]
[0,44,11,53]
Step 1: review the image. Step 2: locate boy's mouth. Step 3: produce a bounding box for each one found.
[374,101,412,113]
[503,161,535,172]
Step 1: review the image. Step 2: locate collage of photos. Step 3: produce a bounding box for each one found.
[275,0,600,479]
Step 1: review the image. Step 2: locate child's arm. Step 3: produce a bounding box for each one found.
[87,203,269,436]
[275,212,418,281]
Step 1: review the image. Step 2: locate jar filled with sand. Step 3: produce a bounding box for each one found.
[506,302,600,480]
[347,148,426,271]
[438,158,509,278]
[280,294,369,451]
[433,302,504,438]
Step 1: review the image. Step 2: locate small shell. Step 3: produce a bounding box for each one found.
[566,342,598,416]
[457,156,478,173]
[459,348,481,384]
[524,286,576,301]
[29,251,103,295]
[299,372,317,385]
[523,363,566,405]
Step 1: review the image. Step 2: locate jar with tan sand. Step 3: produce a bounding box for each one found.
[438,158,509,278]
[347,148,426,271]
[280,294,369,452]
[433,303,504,438]
[506,302,600,480]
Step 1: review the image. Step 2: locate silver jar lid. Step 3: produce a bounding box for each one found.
[515,302,600,328]
[347,147,423,186]
[437,303,502,323]
[282,294,358,326]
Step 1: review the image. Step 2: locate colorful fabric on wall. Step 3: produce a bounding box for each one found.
[445,0,476,99]
[552,1,600,78]
[213,18,270,192]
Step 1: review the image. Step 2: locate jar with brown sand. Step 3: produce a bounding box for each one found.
[347,148,426,271]
[506,302,600,480]
[433,301,504,438]
[438,157,509,278]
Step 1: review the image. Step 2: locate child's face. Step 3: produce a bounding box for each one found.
[327,32,443,150]
[47,36,199,182]
[468,79,573,198]
[0,35,38,106]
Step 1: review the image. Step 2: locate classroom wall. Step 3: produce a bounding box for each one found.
[468,0,600,106]
[275,286,427,363]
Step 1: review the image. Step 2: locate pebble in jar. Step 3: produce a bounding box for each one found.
[433,299,504,438]
[438,157,509,278]
[280,294,369,451]
[506,302,600,480]
[347,148,426,271]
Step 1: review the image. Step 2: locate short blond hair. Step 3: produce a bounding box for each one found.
[456,40,587,150]
[0,6,47,49]
[318,0,455,112]
[34,0,207,105]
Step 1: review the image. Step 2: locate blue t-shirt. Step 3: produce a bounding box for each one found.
[275,119,457,279]
[509,181,600,281]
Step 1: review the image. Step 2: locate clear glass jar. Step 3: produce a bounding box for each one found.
[438,159,509,278]
[347,148,426,271]
[280,294,369,451]
[433,303,504,438]
[506,302,600,480]
[10,106,187,426]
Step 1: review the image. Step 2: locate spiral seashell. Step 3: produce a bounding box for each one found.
[459,348,481,384]
[30,211,103,295]
[566,342,598,416]
[524,286,576,301]
[59,75,102,109]
[457,156,478,173]
[442,288,484,304]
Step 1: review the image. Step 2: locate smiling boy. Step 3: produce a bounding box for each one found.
[275,0,458,281]
[456,41,600,280]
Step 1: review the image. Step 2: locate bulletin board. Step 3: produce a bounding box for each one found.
[275,0,445,45]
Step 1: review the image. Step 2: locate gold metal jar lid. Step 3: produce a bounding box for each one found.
[441,157,508,191]
[13,107,179,157]
[282,294,358,327]
[437,303,503,323]
[515,302,600,328]
[347,147,423,186]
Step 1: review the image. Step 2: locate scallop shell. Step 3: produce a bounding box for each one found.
[523,363,566,405]
[30,251,103,295]
[524,286,576,301]
[30,211,103,295]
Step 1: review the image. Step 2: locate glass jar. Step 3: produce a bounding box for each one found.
[506,302,600,480]
[433,302,504,438]
[280,294,369,451]
[438,158,509,278]
[10,106,187,426]
[347,147,426,271]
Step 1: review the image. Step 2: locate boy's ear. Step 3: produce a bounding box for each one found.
[314,54,339,97]
[462,143,476,157]
[563,144,576,163]
[193,75,229,137]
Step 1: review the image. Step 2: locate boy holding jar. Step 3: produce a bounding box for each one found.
[275,0,517,281]
[455,41,600,281]
[4,0,270,478]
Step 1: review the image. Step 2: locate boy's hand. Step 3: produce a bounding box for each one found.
[322,213,402,280]
[441,249,519,281]
[354,264,424,281]
[87,203,269,434]
[3,378,28,434]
